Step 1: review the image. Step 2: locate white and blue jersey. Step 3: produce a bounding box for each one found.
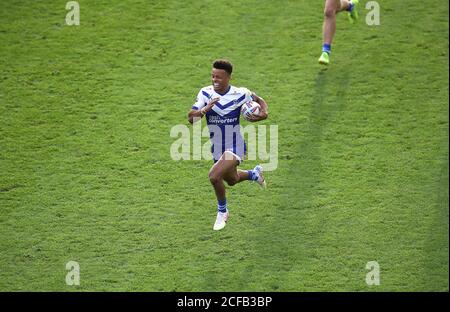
[192,85,253,163]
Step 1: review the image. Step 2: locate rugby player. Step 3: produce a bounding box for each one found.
[188,60,269,231]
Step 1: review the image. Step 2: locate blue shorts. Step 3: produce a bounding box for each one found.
[213,142,247,165]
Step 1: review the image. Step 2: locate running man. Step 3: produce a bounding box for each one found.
[319,0,360,65]
[188,59,268,231]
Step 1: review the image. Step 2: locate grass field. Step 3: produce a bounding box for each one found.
[0,0,448,291]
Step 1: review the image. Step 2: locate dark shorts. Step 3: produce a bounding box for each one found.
[213,142,247,165]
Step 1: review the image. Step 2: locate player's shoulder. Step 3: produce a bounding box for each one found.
[198,85,214,98]
[230,86,252,97]
[200,85,214,93]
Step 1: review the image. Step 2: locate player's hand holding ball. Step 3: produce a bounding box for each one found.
[241,100,267,122]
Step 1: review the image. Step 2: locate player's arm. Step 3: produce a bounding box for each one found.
[187,109,204,124]
[247,92,268,122]
[188,97,220,124]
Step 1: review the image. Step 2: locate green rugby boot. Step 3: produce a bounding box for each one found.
[318,52,330,65]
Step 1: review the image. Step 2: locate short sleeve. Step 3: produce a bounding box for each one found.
[192,89,207,110]
[241,87,253,102]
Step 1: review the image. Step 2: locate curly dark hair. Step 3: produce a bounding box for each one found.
[213,59,233,75]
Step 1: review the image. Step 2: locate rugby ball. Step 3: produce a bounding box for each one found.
[241,101,260,121]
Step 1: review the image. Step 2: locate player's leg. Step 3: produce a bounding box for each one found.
[209,153,238,205]
[208,152,240,230]
[319,0,357,65]
[319,0,346,65]
[223,167,266,188]
[209,151,266,230]
[323,0,346,47]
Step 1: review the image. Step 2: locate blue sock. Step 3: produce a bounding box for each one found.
[322,43,331,54]
[347,2,354,12]
[247,170,258,181]
[218,199,227,213]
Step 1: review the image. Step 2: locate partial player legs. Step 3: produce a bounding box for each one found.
[223,168,249,186]
[208,151,240,202]
[319,0,357,65]
[323,0,345,48]
[209,151,266,230]
[209,152,239,230]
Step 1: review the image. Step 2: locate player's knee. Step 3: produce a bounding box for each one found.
[225,178,237,186]
[209,171,222,185]
[324,7,336,18]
